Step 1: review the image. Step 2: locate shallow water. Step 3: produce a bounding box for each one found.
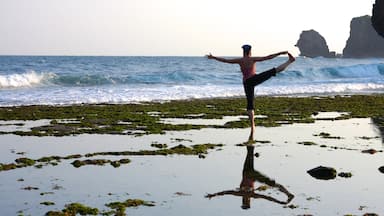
[0,117,384,215]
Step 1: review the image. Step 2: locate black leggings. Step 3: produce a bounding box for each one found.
[243,68,277,110]
[243,146,276,186]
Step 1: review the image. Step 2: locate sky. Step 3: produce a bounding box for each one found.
[0,0,375,56]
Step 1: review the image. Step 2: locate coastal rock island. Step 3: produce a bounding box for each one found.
[343,15,384,58]
[372,0,384,38]
[295,30,335,58]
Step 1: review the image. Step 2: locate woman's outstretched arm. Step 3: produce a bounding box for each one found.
[206,53,241,64]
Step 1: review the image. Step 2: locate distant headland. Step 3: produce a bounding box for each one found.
[296,3,384,59]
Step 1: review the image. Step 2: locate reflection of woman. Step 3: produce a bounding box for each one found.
[205,145,294,209]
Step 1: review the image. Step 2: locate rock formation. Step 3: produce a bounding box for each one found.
[372,0,384,38]
[343,15,384,58]
[295,30,334,58]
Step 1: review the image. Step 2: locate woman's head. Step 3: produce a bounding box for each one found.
[242,44,252,56]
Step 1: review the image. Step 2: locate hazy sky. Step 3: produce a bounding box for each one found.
[0,0,375,56]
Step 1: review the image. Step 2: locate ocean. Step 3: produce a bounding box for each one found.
[0,56,384,106]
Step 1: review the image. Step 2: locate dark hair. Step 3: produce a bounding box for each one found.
[242,44,252,55]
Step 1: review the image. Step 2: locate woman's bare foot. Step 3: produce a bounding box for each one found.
[288,53,295,62]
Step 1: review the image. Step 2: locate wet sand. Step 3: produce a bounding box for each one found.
[0,112,384,215]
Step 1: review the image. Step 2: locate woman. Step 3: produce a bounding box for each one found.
[206,45,295,140]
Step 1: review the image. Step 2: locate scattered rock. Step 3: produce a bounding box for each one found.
[362,149,378,154]
[52,184,64,190]
[359,136,379,140]
[338,172,353,178]
[298,141,317,146]
[307,166,337,180]
[110,161,121,168]
[363,213,379,216]
[284,204,298,209]
[314,132,342,139]
[174,192,191,196]
[378,166,384,173]
[151,143,168,149]
[22,186,39,191]
[40,192,54,196]
[40,201,55,206]
[255,140,271,144]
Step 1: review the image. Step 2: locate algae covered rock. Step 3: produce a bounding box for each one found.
[307,166,337,180]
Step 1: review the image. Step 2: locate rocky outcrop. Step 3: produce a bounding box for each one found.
[343,15,384,58]
[295,30,335,58]
[372,0,384,37]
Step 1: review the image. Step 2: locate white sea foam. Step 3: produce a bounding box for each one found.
[2,82,384,106]
[0,71,54,88]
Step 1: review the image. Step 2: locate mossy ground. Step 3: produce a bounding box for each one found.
[0,144,223,172]
[1,95,384,136]
[44,199,154,216]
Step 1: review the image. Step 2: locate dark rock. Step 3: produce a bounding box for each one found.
[378,166,384,173]
[338,172,352,178]
[295,30,334,58]
[343,15,384,58]
[361,149,378,154]
[372,0,384,37]
[307,166,337,180]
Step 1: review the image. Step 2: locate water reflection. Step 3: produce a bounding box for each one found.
[205,145,294,209]
[372,117,384,143]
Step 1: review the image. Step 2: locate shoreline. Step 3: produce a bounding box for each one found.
[1,94,384,137]
[1,92,383,108]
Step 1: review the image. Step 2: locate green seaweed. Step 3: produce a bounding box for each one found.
[0,143,220,173]
[71,158,131,168]
[298,141,318,146]
[105,199,155,216]
[15,157,36,166]
[150,143,168,149]
[1,95,384,136]
[45,203,99,216]
[71,159,111,168]
[85,144,224,158]
[0,163,17,171]
[40,201,55,206]
[314,132,343,139]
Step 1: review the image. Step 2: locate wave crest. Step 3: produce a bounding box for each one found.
[0,71,55,89]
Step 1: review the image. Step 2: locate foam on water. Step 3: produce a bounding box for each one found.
[0,71,54,88]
